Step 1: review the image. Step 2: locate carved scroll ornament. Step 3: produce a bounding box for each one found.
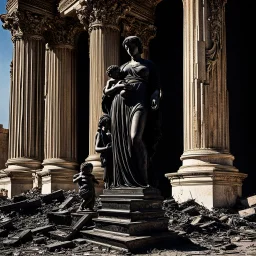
[44,16,83,47]
[206,0,226,73]
[1,9,47,41]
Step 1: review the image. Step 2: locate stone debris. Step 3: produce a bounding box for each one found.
[0,188,255,255]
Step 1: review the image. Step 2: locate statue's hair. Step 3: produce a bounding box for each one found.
[98,114,111,128]
[80,162,93,173]
[122,36,143,54]
[106,65,120,77]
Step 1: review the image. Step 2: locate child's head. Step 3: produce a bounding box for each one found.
[98,114,111,131]
[80,162,93,174]
[106,65,126,79]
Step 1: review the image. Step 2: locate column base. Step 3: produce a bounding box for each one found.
[85,154,104,196]
[165,170,247,210]
[37,168,78,194]
[0,170,33,198]
[0,157,42,198]
[40,158,79,194]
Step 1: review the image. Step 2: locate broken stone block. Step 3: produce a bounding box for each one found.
[247,195,256,207]
[59,196,76,210]
[0,199,41,213]
[199,221,216,228]
[12,195,27,203]
[47,210,72,226]
[41,189,65,204]
[191,215,203,225]
[45,241,75,251]
[3,229,32,246]
[0,217,13,229]
[49,213,94,241]
[0,200,28,213]
[238,207,256,218]
[33,236,46,244]
[181,206,199,216]
[73,238,87,245]
[31,225,55,235]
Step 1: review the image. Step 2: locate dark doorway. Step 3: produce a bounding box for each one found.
[76,31,90,165]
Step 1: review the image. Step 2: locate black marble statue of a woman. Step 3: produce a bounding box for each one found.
[103,35,162,188]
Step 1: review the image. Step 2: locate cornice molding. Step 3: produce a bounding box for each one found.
[6,0,56,17]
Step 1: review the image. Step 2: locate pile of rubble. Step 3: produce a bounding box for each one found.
[0,188,256,255]
[163,196,256,251]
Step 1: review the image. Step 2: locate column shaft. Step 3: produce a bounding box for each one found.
[183,0,228,152]
[44,45,77,165]
[88,28,120,156]
[165,0,247,209]
[7,37,45,169]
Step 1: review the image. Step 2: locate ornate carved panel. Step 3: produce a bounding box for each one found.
[44,16,83,46]
[206,0,226,73]
[1,10,47,41]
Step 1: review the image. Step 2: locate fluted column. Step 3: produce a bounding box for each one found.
[77,1,129,192]
[0,10,45,197]
[39,17,82,193]
[165,0,247,209]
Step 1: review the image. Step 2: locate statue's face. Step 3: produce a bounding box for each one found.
[125,42,139,57]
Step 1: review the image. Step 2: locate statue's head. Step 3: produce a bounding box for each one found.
[98,114,111,130]
[122,35,143,54]
[106,65,121,79]
[80,162,93,174]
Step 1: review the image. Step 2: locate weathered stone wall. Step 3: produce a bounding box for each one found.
[0,124,8,170]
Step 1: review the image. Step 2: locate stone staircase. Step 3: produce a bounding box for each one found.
[80,187,185,253]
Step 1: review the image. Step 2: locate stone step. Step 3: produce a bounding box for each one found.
[80,229,185,253]
[97,208,165,221]
[92,216,169,236]
[102,187,162,199]
[100,198,163,211]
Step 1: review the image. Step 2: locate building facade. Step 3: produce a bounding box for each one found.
[0,0,248,209]
[0,124,8,171]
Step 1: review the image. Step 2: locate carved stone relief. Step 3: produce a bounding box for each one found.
[44,16,83,47]
[206,0,226,73]
[76,0,131,32]
[1,9,47,41]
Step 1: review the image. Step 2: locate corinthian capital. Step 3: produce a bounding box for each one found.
[45,16,83,47]
[76,0,131,32]
[122,17,157,49]
[1,9,47,41]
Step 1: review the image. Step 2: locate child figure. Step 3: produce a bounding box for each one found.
[73,162,99,211]
[102,64,128,114]
[95,114,113,189]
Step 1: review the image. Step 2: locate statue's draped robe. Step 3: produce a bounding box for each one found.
[109,59,161,187]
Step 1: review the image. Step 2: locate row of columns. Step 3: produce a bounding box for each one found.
[0,3,155,197]
[0,0,247,208]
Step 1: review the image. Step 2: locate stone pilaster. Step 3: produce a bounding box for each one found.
[77,0,128,193]
[0,10,46,197]
[165,0,247,209]
[37,17,82,194]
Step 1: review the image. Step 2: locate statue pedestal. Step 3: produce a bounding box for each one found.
[80,187,187,253]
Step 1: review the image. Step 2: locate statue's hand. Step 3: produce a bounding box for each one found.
[124,83,134,91]
[150,90,160,110]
